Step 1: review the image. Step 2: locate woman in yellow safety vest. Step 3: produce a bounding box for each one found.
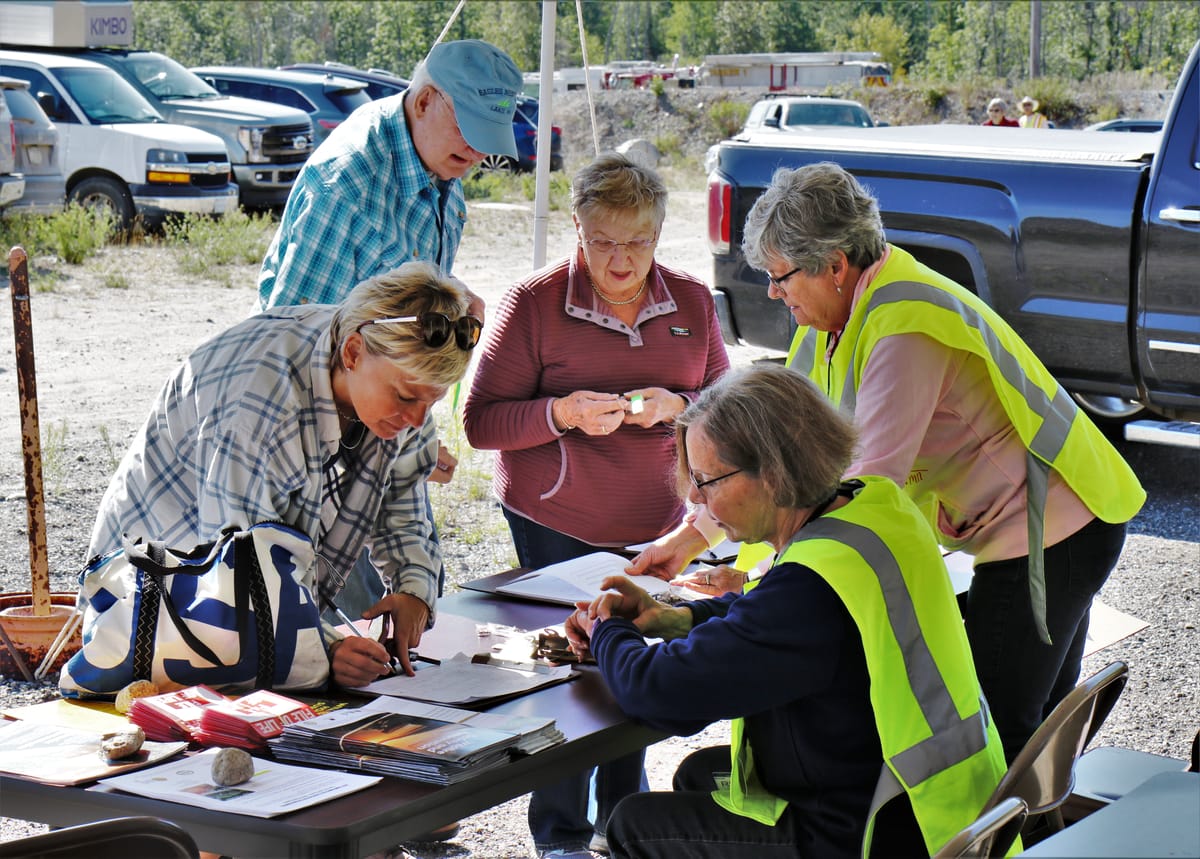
[566,364,1007,859]
[630,161,1143,763]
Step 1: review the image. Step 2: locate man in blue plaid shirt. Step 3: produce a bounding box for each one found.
[256,40,522,641]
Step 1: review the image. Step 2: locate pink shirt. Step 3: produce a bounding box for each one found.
[464,252,729,546]
[842,251,1095,562]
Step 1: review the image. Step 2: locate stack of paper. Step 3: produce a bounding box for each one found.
[269,697,563,786]
[128,685,229,742]
[0,720,187,786]
[194,689,317,751]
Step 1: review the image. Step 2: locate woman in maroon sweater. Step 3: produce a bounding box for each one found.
[464,152,729,859]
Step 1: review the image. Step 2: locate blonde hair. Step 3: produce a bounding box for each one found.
[675,364,858,509]
[330,262,472,387]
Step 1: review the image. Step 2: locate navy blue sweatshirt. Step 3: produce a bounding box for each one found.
[589,561,890,857]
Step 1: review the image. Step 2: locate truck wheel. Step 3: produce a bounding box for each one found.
[478,154,515,173]
[70,177,134,233]
[1071,392,1150,426]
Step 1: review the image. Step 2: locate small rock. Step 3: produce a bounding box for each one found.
[100,726,145,761]
[211,747,255,786]
[114,679,159,714]
[616,138,661,169]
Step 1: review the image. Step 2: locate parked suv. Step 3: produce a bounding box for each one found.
[281,62,564,172]
[0,79,24,211]
[191,67,371,146]
[45,49,313,208]
[741,95,880,133]
[0,50,237,230]
[0,75,64,215]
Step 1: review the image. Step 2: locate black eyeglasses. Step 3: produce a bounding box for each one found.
[766,266,803,288]
[359,313,483,350]
[690,468,742,498]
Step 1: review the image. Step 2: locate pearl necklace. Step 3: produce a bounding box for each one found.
[586,267,647,307]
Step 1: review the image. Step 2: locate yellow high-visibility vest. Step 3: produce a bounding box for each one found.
[714,477,1010,857]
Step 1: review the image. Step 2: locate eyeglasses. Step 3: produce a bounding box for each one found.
[690,468,742,498]
[766,266,804,288]
[988,108,1004,113]
[359,313,483,351]
[582,233,658,256]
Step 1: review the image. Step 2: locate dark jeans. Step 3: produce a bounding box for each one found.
[504,508,648,852]
[608,747,807,859]
[966,517,1128,762]
[610,747,924,859]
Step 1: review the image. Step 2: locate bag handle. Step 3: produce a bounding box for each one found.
[130,530,277,689]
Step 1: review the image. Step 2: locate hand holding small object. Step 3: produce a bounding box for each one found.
[671,564,746,595]
[621,387,687,428]
[552,390,625,435]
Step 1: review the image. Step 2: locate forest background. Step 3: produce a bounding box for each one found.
[136,0,1199,89]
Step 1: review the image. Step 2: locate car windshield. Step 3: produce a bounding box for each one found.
[56,67,162,123]
[785,102,872,127]
[125,53,220,100]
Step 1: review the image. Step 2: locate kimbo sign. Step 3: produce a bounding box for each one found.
[0,1,134,48]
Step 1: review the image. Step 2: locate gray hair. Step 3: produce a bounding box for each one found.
[331,262,472,387]
[742,162,886,275]
[571,152,668,227]
[988,97,1007,111]
[675,363,857,509]
[407,61,447,108]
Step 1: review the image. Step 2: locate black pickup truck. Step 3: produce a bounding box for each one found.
[707,41,1199,444]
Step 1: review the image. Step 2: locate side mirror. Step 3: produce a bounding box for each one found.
[875,120,890,127]
[763,115,780,129]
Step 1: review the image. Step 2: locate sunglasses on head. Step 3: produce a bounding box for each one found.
[358,313,483,350]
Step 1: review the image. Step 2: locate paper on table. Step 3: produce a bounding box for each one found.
[495,552,677,606]
[0,719,187,786]
[360,653,574,706]
[99,746,381,818]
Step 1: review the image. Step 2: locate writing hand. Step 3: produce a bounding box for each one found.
[330,636,394,687]
[427,441,457,484]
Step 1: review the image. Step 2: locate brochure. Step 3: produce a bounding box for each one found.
[0,719,187,787]
[99,746,381,818]
[269,697,563,786]
[194,689,318,750]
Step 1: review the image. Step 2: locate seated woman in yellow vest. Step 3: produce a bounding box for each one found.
[629,162,1144,763]
[565,364,1007,859]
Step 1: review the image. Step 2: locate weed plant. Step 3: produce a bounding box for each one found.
[160,210,276,276]
[0,204,113,268]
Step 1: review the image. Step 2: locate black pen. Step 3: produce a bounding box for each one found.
[330,605,404,675]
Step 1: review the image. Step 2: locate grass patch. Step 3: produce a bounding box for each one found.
[0,205,114,267]
[160,210,276,276]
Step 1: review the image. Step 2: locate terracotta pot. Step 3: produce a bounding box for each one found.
[0,592,81,680]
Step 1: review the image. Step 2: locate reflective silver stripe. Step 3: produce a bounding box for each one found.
[792,327,820,376]
[1026,451,1052,643]
[794,517,987,785]
[851,281,1077,460]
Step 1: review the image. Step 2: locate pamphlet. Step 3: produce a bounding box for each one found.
[626,537,742,564]
[194,689,317,750]
[128,685,229,742]
[0,719,187,786]
[99,746,381,817]
[494,551,681,606]
[359,652,575,707]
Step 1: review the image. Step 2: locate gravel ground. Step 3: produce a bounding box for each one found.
[0,185,1196,856]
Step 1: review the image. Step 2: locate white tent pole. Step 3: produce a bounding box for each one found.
[575,0,601,156]
[532,0,557,270]
[431,0,467,49]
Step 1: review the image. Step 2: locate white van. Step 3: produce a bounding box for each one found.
[0,49,237,229]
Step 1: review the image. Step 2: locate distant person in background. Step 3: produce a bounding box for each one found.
[464,152,730,859]
[1018,95,1049,128]
[256,38,521,634]
[981,97,1019,127]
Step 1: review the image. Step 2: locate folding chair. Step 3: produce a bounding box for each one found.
[932,796,1028,858]
[0,816,199,859]
[977,661,1128,841]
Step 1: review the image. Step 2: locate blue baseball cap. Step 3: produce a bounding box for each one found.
[422,40,522,158]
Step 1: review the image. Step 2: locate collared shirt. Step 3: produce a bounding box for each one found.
[87,305,441,627]
[257,92,467,309]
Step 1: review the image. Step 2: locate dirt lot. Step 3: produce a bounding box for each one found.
[0,170,1196,857]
